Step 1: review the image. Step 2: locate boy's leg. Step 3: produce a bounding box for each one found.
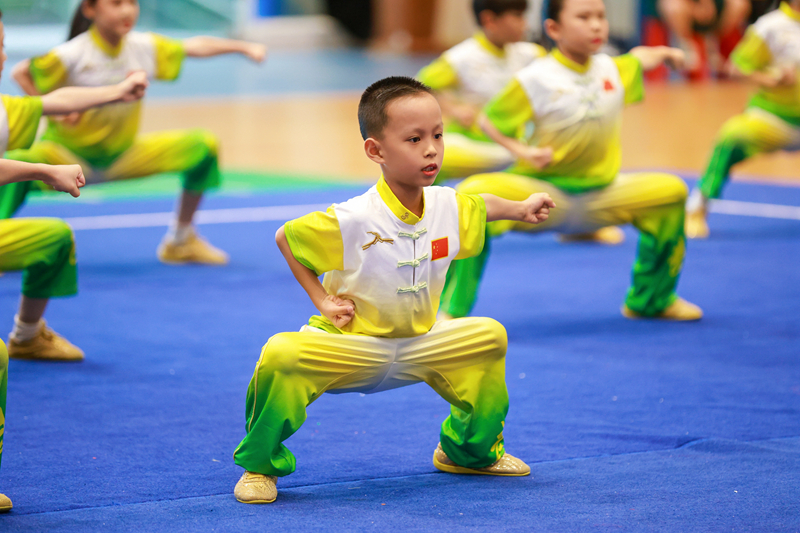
[104,129,225,264]
[434,134,515,184]
[439,173,569,318]
[398,317,518,470]
[0,219,83,361]
[233,330,393,477]
[582,172,697,318]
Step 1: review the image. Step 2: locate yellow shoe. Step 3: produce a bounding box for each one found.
[433,443,530,477]
[8,321,84,361]
[685,207,709,239]
[622,297,703,321]
[0,493,12,513]
[558,226,625,245]
[234,471,277,504]
[157,231,229,265]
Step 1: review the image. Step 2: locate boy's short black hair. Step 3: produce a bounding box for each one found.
[358,76,433,140]
[545,0,566,22]
[473,0,528,26]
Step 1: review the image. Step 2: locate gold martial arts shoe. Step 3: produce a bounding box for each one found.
[685,207,709,239]
[8,322,84,361]
[558,226,625,245]
[234,471,278,504]
[157,231,229,265]
[433,443,531,477]
[622,297,703,321]
[0,493,12,513]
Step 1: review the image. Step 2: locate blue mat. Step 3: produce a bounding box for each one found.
[1,179,799,531]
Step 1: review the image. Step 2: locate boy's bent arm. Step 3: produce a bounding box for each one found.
[479,113,553,170]
[12,60,40,96]
[183,36,267,63]
[481,193,556,223]
[629,46,685,72]
[275,226,355,328]
[40,71,148,116]
[0,160,85,197]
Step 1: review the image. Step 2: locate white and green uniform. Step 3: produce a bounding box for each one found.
[417,33,545,180]
[2,25,219,218]
[233,178,511,476]
[441,50,689,317]
[699,2,800,199]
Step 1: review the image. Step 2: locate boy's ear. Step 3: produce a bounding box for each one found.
[478,10,496,29]
[82,0,96,20]
[364,137,385,165]
[543,18,559,42]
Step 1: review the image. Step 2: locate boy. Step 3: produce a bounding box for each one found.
[686,1,800,239]
[232,76,555,504]
[417,0,545,182]
[439,0,703,321]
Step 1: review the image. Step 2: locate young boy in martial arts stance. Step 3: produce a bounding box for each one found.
[232,76,556,504]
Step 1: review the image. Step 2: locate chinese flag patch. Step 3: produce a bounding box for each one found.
[431,237,449,261]
[603,79,614,92]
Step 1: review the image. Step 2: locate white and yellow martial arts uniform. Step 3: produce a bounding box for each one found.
[417,33,545,180]
[233,178,511,476]
[441,51,689,317]
[698,2,800,199]
[2,25,219,218]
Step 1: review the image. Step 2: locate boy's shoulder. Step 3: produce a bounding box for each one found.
[751,7,796,37]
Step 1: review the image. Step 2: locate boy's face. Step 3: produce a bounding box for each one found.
[366,93,444,188]
[547,0,608,56]
[0,23,6,78]
[483,10,528,45]
[85,0,140,39]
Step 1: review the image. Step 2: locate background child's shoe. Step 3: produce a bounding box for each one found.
[433,443,530,476]
[558,226,625,245]
[8,321,84,361]
[234,471,277,504]
[0,493,13,513]
[685,207,710,239]
[157,229,229,265]
[622,298,703,321]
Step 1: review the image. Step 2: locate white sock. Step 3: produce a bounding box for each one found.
[10,315,43,342]
[686,188,708,213]
[167,223,193,244]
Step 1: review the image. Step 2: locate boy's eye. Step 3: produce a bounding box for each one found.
[409,136,421,143]
[434,133,443,139]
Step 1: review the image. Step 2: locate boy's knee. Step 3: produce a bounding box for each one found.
[191,129,219,157]
[472,317,508,357]
[53,220,75,244]
[649,173,688,204]
[257,333,300,374]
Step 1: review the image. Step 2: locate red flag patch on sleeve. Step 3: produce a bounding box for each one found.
[431,237,449,260]
[603,79,614,91]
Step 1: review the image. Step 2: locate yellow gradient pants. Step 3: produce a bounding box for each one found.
[0,219,78,299]
[233,317,510,477]
[699,108,800,199]
[440,172,688,317]
[2,129,220,219]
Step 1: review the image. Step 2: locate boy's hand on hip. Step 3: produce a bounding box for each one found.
[44,164,86,198]
[119,71,149,102]
[320,295,356,329]
[520,146,553,170]
[520,193,556,224]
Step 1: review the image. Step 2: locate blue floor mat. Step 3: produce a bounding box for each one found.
[1,179,799,530]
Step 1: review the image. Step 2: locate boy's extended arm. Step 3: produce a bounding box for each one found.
[478,113,553,169]
[11,59,40,96]
[39,71,148,115]
[481,192,556,223]
[435,91,480,129]
[732,64,797,88]
[182,36,267,63]
[275,225,355,328]
[629,46,685,72]
[0,160,85,197]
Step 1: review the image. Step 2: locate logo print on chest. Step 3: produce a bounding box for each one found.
[362,232,395,251]
[431,237,449,260]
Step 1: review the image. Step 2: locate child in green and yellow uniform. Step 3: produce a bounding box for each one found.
[232,76,556,504]
[686,1,800,239]
[439,0,703,321]
[417,0,545,182]
[6,0,266,264]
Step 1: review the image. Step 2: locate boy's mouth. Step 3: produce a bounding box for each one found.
[422,164,438,177]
